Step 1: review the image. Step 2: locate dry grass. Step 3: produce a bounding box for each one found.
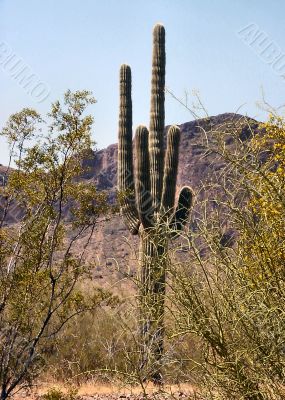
[14,381,196,399]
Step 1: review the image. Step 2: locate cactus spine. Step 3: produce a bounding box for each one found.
[118,24,193,383]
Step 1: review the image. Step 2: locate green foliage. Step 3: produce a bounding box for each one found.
[1,108,43,162]
[0,90,111,399]
[41,387,79,400]
[170,114,285,399]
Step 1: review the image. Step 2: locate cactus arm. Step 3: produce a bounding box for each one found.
[118,64,140,235]
[170,186,193,232]
[160,125,181,217]
[135,125,154,228]
[149,24,166,214]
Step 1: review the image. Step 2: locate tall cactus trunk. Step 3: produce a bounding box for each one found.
[139,228,167,383]
[117,24,193,383]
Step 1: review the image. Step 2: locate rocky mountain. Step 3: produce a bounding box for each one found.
[0,113,259,289]
[81,112,257,196]
[70,112,259,286]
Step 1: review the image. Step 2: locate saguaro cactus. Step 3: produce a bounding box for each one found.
[118,24,193,382]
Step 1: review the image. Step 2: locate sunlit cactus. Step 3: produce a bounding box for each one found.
[118,24,193,383]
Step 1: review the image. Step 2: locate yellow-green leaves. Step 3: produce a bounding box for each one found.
[0,91,111,398]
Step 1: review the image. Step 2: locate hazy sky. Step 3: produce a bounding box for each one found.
[1,0,285,165]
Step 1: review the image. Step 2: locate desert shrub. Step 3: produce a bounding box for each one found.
[0,91,113,399]
[41,387,79,400]
[43,298,139,384]
[42,278,203,387]
[169,114,285,399]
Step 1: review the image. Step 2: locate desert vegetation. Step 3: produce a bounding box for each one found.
[0,90,116,399]
[0,22,284,400]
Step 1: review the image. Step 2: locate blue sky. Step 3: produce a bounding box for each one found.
[1,0,285,165]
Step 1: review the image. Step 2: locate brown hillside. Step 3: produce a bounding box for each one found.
[0,113,259,289]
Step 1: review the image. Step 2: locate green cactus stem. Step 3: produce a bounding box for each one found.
[118,24,193,383]
[118,65,140,234]
[149,24,166,214]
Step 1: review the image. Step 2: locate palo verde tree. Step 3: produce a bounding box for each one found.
[117,24,193,383]
[169,113,285,400]
[0,90,113,399]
